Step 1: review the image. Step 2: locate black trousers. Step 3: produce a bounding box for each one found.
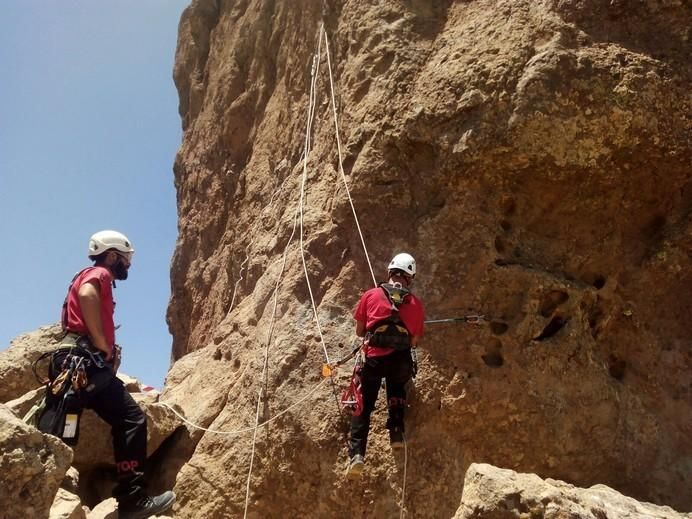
[83,374,148,504]
[348,349,412,458]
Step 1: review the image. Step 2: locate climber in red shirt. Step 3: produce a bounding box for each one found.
[55,230,176,519]
[347,252,425,478]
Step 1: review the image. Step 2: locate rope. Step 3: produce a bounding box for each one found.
[323,29,377,288]
[324,27,409,518]
[299,25,331,365]
[243,383,264,518]
[400,433,408,519]
[160,378,329,436]
[227,239,253,315]
[244,25,329,517]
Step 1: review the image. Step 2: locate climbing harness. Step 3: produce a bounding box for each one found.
[366,283,413,350]
[31,337,114,445]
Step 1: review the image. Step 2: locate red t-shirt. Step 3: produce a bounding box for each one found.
[62,266,116,353]
[353,286,425,357]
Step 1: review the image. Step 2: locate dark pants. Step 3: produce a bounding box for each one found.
[84,374,148,505]
[348,349,412,458]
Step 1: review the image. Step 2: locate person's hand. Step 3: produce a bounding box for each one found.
[112,344,123,373]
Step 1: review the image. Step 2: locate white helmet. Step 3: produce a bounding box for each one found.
[88,230,134,258]
[388,252,416,276]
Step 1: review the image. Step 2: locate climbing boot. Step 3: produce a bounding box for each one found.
[118,490,176,519]
[346,454,365,479]
[389,428,404,449]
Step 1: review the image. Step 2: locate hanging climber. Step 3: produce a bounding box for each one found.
[43,230,176,518]
[346,252,425,478]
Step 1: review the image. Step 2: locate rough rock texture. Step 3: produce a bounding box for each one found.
[455,463,692,519]
[167,0,691,517]
[0,324,64,402]
[4,381,180,472]
[0,403,73,519]
[73,392,181,470]
[49,488,87,519]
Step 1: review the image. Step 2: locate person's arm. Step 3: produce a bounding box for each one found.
[78,280,112,359]
[410,335,419,348]
[355,320,366,337]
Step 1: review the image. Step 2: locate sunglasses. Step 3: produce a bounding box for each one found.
[113,251,133,263]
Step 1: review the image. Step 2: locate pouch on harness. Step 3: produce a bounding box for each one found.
[32,337,113,445]
[365,283,412,351]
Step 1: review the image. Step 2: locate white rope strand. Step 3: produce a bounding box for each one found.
[299,25,331,364]
[323,30,377,288]
[227,239,253,315]
[243,26,329,516]
[160,378,329,436]
[243,383,264,519]
[401,434,408,518]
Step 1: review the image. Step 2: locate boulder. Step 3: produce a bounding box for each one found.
[116,373,142,393]
[6,385,45,421]
[85,498,172,519]
[50,488,87,519]
[73,392,182,470]
[0,403,73,519]
[85,498,117,519]
[454,463,691,519]
[0,324,63,403]
[61,466,81,495]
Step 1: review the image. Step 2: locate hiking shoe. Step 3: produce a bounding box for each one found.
[346,454,365,479]
[118,490,176,519]
[390,428,404,449]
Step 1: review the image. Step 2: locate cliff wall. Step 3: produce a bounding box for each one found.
[166,1,691,517]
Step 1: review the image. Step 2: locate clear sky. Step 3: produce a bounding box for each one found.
[0,0,190,388]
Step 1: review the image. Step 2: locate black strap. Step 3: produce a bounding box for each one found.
[61,267,96,331]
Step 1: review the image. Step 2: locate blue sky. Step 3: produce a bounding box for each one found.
[0,1,190,388]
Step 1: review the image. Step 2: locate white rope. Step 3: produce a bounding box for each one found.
[323,30,377,288]
[243,383,264,518]
[227,239,253,315]
[160,378,329,436]
[244,26,328,517]
[400,434,408,519]
[325,28,409,517]
[299,25,332,365]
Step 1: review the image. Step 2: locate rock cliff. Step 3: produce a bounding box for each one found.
[166,0,690,517]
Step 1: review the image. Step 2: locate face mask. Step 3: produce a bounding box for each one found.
[112,257,130,280]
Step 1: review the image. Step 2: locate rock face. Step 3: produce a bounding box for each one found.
[455,463,692,519]
[0,324,64,403]
[0,404,73,519]
[166,0,691,517]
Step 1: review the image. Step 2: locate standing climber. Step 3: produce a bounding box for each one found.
[347,252,425,478]
[56,230,175,518]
